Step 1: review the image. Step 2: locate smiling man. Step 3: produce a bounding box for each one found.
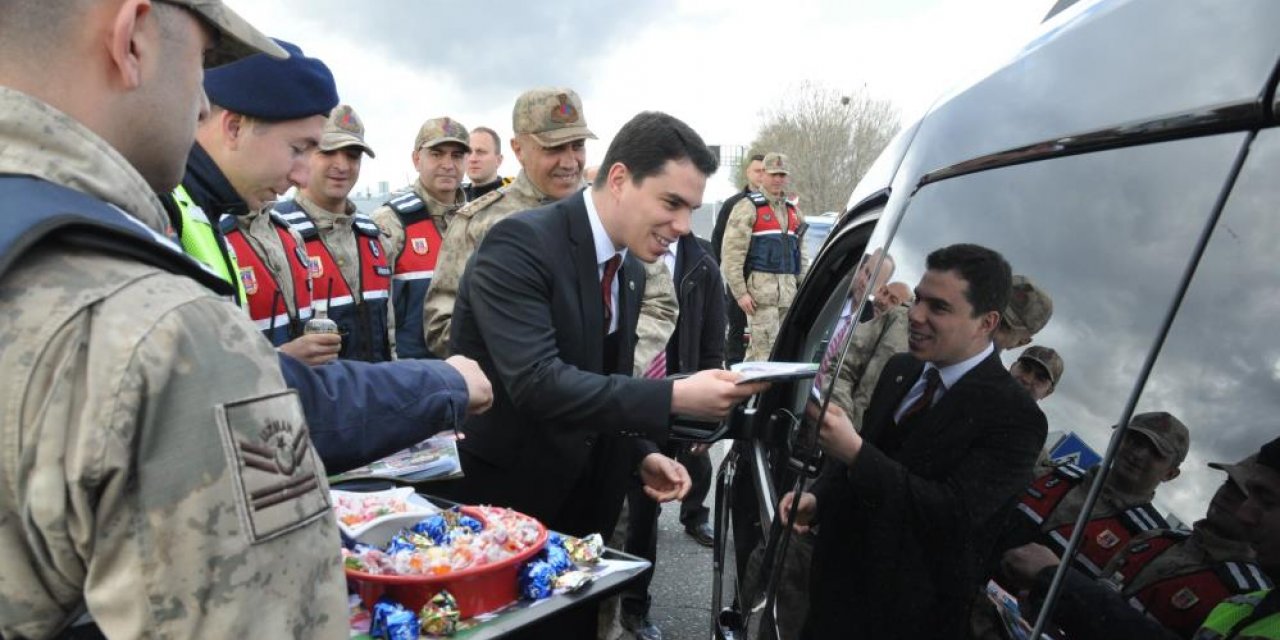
[368,116,469,359]
[780,243,1048,639]
[275,104,394,361]
[422,87,678,363]
[433,110,765,636]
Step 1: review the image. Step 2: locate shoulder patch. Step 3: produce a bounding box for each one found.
[386,191,425,216]
[457,188,505,218]
[351,213,382,238]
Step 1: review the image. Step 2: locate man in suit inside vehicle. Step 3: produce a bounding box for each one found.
[438,111,766,538]
[781,243,1048,639]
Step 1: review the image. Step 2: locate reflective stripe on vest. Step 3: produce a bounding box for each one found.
[221,220,313,345]
[390,214,442,359]
[1018,465,1167,577]
[744,191,802,275]
[300,213,393,361]
[1128,561,1273,638]
[173,184,246,305]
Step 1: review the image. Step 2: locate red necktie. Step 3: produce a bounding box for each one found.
[601,254,621,331]
[898,368,943,423]
[644,351,668,379]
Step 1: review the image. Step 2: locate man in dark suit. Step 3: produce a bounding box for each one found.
[782,243,1048,639]
[438,112,765,543]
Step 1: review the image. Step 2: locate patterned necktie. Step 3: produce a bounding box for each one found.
[814,314,854,389]
[644,351,668,379]
[601,254,622,331]
[898,368,943,423]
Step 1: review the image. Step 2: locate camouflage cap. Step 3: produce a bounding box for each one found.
[1123,411,1191,465]
[320,104,375,158]
[512,88,596,147]
[414,117,470,152]
[763,152,790,175]
[1017,345,1064,387]
[1208,454,1261,495]
[1003,274,1054,335]
[159,0,287,66]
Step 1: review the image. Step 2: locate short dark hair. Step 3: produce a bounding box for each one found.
[471,126,502,151]
[749,153,765,163]
[925,243,1012,317]
[592,111,718,189]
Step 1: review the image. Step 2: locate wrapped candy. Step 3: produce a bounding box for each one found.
[419,590,461,637]
[386,535,415,555]
[458,515,483,533]
[554,570,594,593]
[563,533,604,565]
[412,514,450,545]
[370,597,420,640]
[518,560,556,600]
[541,543,573,575]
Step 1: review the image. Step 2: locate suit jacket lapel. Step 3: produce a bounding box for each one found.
[567,193,605,372]
[616,257,642,374]
[897,350,1003,444]
[862,356,923,443]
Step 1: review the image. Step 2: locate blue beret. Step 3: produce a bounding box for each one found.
[204,39,338,121]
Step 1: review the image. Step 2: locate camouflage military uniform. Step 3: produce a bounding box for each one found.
[233,206,310,314]
[829,304,910,429]
[421,170,551,356]
[0,88,346,638]
[720,191,807,362]
[369,180,464,273]
[290,194,396,341]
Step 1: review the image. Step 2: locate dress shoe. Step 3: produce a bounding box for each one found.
[684,522,714,547]
[621,610,664,640]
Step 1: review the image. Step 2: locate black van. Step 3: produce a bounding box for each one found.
[705,0,1280,637]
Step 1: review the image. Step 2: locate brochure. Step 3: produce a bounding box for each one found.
[329,432,463,484]
[730,361,820,384]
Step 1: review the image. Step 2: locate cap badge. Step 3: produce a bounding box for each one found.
[550,93,579,124]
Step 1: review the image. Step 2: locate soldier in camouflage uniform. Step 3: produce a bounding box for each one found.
[422,87,678,361]
[973,412,1191,639]
[720,152,808,362]
[1097,456,1272,638]
[369,117,470,359]
[1010,344,1064,402]
[0,3,345,638]
[994,274,1054,350]
[276,104,395,362]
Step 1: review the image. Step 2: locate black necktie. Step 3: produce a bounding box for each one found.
[899,368,943,423]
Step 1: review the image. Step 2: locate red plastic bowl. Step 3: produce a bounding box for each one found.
[346,506,549,618]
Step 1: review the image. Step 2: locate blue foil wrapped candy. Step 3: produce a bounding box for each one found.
[518,560,556,600]
[411,514,449,545]
[541,543,572,575]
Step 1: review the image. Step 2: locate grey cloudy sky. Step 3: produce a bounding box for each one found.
[225,0,1053,200]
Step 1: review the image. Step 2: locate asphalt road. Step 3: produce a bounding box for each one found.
[605,443,732,640]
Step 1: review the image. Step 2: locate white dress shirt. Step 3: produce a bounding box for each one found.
[583,189,627,334]
[893,341,994,423]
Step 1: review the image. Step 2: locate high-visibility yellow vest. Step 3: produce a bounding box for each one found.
[1194,589,1279,639]
[172,184,247,306]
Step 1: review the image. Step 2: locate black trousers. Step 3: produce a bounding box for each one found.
[620,444,713,616]
[725,291,748,366]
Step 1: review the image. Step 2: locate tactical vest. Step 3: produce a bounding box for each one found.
[218,212,313,346]
[1107,531,1273,638]
[277,201,392,362]
[172,184,247,305]
[744,191,802,275]
[1015,463,1169,576]
[383,191,442,359]
[1193,590,1280,639]
[0,175,234,299]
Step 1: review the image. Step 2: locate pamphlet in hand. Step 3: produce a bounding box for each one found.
[730,361,820,384]
[328,432,464,484]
